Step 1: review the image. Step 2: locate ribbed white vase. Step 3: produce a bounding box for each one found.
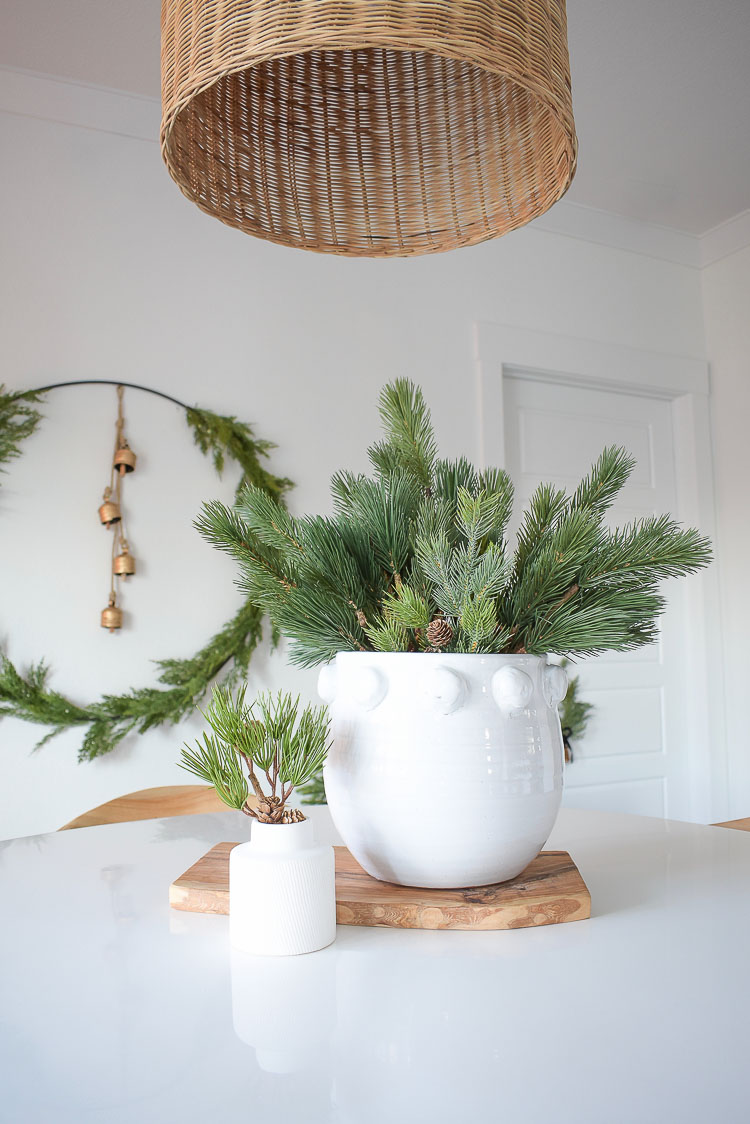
[319,652,567,889]
[229,819,336,956]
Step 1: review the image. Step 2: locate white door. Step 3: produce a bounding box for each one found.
[501,373,691,819]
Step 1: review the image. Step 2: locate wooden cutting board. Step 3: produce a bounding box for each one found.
[169,843,590,931]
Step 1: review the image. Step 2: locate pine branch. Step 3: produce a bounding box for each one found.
[580,516,712,587]
[372,379,437,489]
[381,583,432,631]
[364,611,411,653]
[433,457,479,508]
[569,445,635,519]
[234,484,304,560]
[298,768,327,805]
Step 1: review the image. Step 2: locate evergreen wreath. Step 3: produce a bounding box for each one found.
[0,383,292,761]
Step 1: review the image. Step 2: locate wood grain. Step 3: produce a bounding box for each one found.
[714,817,750,832]
[170,843,590,931]
[59,785,234,830]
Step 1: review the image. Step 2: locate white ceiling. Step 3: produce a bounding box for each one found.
[1,0,748,235]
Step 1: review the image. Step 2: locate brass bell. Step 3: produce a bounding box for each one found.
[101,596,122,632]
[113,444,136,475]
[113,550,136,577]
[98,500,121,526]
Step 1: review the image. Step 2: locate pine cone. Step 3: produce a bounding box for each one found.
[281,807,306,824]
[252,797,306,825]
[254,796,284,823]
[426,617,454,649]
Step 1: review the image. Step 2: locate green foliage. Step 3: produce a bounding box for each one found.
[180,733,250,811]
[0,655,95,749]
[0,394,292,760]
[298,769,327,806]
[185,406,293,504]
[559,666,594,743]
[382,584,431,631]
[179,685,331,821]
[0,386,43,482]
[199,379,712,666]
[369,380,437,488]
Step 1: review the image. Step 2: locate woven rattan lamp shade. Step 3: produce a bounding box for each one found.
[161,1,577,257]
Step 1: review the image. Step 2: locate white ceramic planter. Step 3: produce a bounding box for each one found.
[319,652,567,889]
[229,819,336,956]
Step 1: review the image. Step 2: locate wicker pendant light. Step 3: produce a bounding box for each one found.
[160,1,577,257]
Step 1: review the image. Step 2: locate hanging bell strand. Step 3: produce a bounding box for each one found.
[100,386,132,630]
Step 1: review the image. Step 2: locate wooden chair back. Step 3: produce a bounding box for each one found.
[59,785,227,830]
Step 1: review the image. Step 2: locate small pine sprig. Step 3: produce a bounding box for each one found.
[179,685,332,823]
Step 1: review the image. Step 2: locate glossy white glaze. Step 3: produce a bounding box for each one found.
[1,807,749,1123]
[321,652,566,887]
[229,820,336,956]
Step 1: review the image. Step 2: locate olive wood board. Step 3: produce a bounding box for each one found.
[169,843,590,930]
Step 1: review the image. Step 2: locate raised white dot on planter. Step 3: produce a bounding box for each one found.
[351,666,387,710]
[543,663,568,707]
[422,665,466,714]
[491,666,534,714]
[317,663,338,704]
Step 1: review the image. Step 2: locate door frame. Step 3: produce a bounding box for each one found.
[474,321,727,823]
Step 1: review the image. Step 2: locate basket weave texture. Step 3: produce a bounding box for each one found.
[161,1,577,257]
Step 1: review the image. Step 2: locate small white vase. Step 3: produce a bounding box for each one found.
[320,652,567,889]
[229,819,336,956]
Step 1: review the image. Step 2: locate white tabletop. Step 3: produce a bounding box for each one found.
[1,806,748,1124]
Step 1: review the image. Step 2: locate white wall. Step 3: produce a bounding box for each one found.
[0,71,710,839]
[702,242,750,819]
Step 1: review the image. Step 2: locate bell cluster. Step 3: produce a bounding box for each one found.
[97,388,138,631]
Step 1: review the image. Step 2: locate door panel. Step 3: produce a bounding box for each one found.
[502,373,689,818]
